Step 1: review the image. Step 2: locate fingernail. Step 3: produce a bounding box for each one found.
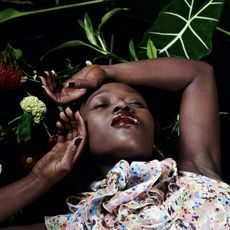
[68,82,75,88]
[74,137,83,147]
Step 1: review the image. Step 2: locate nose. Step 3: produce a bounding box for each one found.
[113,101,132,113]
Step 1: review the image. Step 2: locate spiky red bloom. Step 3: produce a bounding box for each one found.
[0,59,22,90]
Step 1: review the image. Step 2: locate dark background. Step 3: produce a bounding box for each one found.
[0,0,229,226]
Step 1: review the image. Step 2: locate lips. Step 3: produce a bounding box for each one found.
[111,111,139,127]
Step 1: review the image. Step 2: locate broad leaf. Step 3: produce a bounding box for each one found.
[15,113,33,143]
[138,0,225,60]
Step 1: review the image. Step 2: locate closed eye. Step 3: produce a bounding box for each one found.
[130,101,145,108]
[93,103,109,110]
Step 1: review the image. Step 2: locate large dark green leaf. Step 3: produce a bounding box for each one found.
[138,0,225,60]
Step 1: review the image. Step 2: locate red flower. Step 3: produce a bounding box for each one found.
[0,59,22,90]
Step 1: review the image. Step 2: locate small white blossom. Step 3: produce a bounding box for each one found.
[20,96,47,124]
[0,163,2,174]
[86,60,92,66]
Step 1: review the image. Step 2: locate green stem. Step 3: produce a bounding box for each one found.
[25,78,40,83]
[219,112,229,115]
[216,27,230,36]
[43,122,52,138]
[8,116,21,125]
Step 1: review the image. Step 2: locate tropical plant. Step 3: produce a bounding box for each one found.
[0,0,229,160]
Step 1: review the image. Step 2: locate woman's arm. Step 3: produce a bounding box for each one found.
[40,57,221,180]
[0,108,86,222]
[100,58,221,180]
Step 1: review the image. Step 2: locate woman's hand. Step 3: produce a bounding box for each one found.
[31,107,87,185]
[40,65,106,104]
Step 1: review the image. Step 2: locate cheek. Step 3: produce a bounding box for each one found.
[142,113,155,142]
[86,115,110,150]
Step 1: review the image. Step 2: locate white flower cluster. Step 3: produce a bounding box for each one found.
[20,96,47,124]
[0,163,2,174]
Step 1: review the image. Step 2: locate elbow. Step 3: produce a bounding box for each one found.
[195,60,215,81]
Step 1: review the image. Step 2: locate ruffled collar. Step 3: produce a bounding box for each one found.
[65,158,182,229]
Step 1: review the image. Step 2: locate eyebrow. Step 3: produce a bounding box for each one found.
[85,89,110,106]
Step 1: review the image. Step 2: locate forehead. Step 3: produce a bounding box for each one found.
[85,82,143,101]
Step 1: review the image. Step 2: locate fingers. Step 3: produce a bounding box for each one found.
[39,71,56,91]
[62,136,84,166]
[75,111,87,139]
[57,107,87,142]
[63,65,105,90]
[39,71,60,103]
[64,79,97,89]
[54,108,87,171]
[60,88,87,104]
[56,121,66,142]
[59,108,87,162]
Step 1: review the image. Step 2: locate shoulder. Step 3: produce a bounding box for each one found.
[178,170,230,193]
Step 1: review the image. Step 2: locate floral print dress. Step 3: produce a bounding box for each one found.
[45,158,230,229]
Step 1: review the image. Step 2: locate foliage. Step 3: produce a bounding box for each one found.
[0,0,106,24]
[40,7,129,63]
[138,0,225,59]
[0,0,229,158]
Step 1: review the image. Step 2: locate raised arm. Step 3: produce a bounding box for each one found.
[100,58,221,180]
[0,108,86,222]
[40,57,221,180]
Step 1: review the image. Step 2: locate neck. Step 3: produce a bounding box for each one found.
[93,154,154,178]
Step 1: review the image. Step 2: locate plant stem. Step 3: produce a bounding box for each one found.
[216,27,230,36]
[8,116,21,125]
[43,122,52,138]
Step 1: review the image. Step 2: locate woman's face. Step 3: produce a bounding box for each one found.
[80,82,154,161]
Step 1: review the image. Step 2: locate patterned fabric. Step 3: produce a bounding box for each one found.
[45,158,230,229]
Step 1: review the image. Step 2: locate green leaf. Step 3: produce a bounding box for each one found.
[0,0,106,24]
[0,8,27,23]
[138,0,225,60]
[12,48,22,60]
[95,30,108,51]
[146,39,157,59]
[129,39,139,61]
[92,52,128,63]
[40,40,88,60]
[78,19,85,30]
[84,12,98,46]
[40,40,107,61]
[15,113,33,143]
[98,7,129,32]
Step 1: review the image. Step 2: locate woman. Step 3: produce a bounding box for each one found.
[41,57,229,229]
[1,57,229,229]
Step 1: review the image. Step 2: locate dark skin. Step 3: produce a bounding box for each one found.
[0,57,222,228]
[0,108,86,228]
[79,82,155,175]
[41,57,221,180]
